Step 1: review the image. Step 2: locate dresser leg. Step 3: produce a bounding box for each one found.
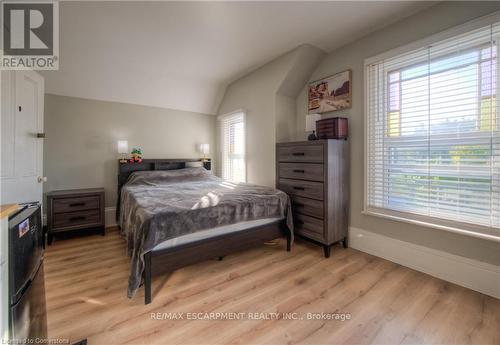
[286,233,291,252]
[323,245,331,258]
[342,237,348,248]
[101,226,106,236]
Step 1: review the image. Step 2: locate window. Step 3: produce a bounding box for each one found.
[366,22,500,239]
[219,111,246,183]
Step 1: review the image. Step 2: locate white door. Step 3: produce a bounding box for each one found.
[1,70,44,205]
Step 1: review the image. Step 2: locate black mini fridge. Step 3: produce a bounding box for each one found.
[8,203,47,342]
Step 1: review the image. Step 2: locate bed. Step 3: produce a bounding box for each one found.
[116,159,293,304]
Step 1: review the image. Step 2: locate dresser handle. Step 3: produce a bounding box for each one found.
[292,152,305,156]
[69,202,85,207]
[69,216,86,222]
[293,169,305,173]
[293,187,305,191]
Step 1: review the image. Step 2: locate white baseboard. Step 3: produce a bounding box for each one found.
[349,227,500,299]
[105,206,117,227]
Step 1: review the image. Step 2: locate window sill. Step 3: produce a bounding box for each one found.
[362,209,500,243]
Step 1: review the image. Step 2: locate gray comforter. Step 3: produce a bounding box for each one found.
[119,167,293,298]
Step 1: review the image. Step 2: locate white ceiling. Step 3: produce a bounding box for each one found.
[43,1,434,114]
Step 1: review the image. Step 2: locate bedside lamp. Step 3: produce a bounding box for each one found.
[198,143,210,160]
[117,140,129,163]
[306,114,321,140]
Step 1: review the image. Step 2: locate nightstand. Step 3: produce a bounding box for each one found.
[47,188,105,244]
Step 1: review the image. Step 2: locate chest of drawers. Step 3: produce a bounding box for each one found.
[47,188,105,244]
[276,140,349,257]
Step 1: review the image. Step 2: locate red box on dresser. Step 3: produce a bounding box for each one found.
[316,117,348,139]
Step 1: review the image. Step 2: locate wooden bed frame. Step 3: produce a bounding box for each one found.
[116,159,291,304]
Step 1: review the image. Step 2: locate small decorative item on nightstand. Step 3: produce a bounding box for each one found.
[47,188,105,244]
[129,147,143,163]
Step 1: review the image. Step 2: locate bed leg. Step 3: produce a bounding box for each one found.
[286,233,291,252]
[144,252,152,305]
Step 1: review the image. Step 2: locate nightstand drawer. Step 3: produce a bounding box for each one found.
[294,213,324,240]
[278,144,324,163]
[53,195,100,213]
[279,163,324,182]
[278,178,324,200]
[290,196,324,219]
[53,209,101,229]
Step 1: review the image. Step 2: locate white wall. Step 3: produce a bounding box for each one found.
[217,44,324,187]
[295,1,500,265]
[275,95,296,143]
[217,49,297,187]
[44,94,216,207]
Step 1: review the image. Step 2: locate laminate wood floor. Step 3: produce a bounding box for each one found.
[45,228,500,345]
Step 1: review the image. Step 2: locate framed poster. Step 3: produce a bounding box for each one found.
[308,70,351,113]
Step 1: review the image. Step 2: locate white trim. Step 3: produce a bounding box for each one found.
[218,110,247,183]
[349,226,500,299]
[243,111,247,183]
[362,209,500,243]
[363,63,369,215]
[217,108,246,121]
[364,11,500,66]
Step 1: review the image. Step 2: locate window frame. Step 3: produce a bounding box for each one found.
[218,109,247,183]
[363,12,500,243]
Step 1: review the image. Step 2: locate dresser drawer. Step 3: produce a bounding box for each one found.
[294,213,324,240]
[53,195,100,213]
[290,196,324,219]
[52,209,101,230]
[278,144,323,163]
[279,163,324,182]
[278,179,324,200]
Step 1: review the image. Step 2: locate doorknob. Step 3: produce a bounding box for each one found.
[37,176,47,183]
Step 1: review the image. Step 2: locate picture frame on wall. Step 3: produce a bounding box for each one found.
[308,69,351,114]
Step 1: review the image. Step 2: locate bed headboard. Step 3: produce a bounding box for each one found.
[116,158,211,221]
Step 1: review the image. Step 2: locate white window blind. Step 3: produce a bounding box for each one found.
[220,111,246,183]
[366,22,500,239]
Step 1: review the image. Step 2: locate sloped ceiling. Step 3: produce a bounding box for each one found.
[42,1,434,114]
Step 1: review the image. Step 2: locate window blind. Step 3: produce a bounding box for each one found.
[366,22,500,238]
[220,111,246,183]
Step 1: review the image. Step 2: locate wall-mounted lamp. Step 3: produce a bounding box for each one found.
[117,140,129,163]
